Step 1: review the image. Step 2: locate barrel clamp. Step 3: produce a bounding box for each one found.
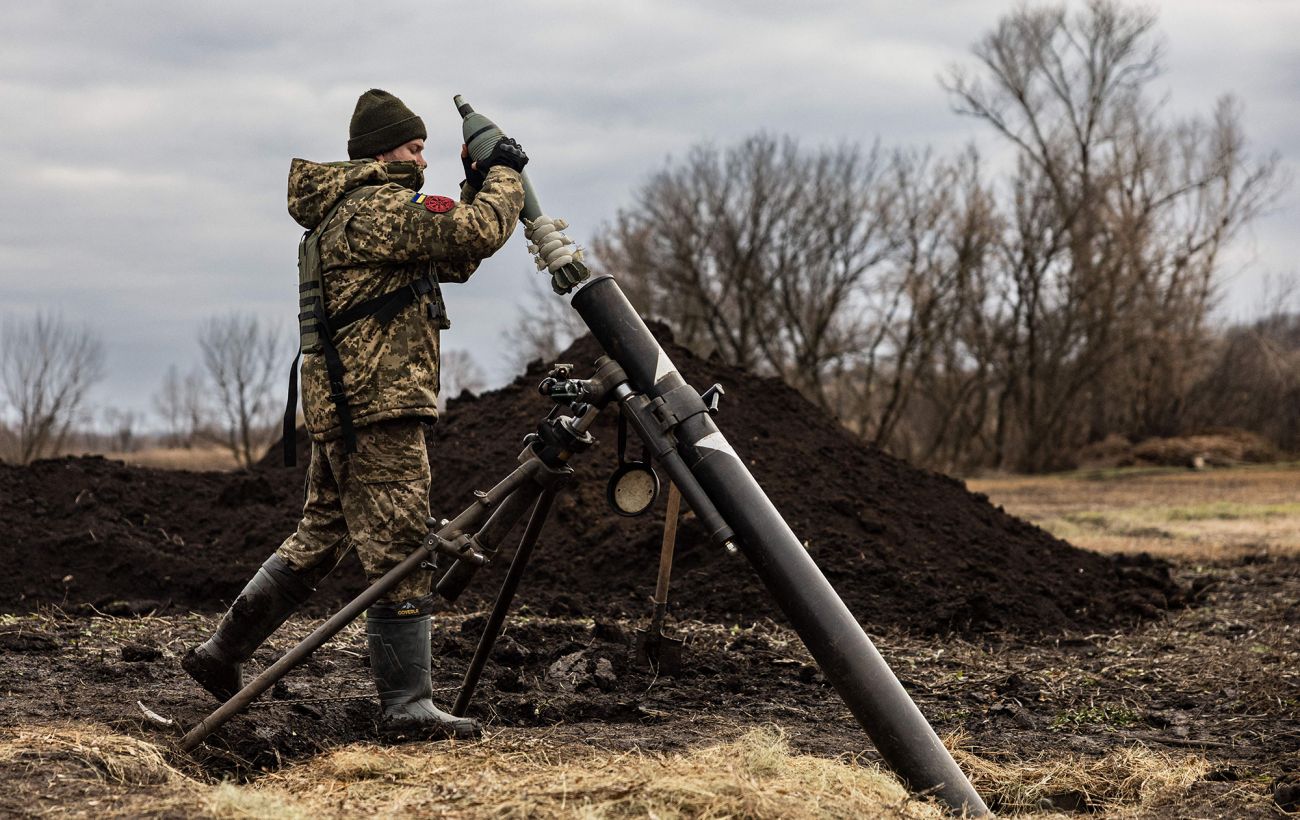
[649,382,723,432]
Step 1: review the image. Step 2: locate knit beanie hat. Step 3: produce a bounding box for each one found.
[348,89,427,159]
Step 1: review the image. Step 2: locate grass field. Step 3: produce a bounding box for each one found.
[969,463,1300,561]
[106,445,242,472]
[2,719,1231,818]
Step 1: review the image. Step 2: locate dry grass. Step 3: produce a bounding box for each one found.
[1127,431,1279,468]
[969,463,1300,559]
[105,445,240,471]
[0,723,204,817]
[0,722,1248,818]
[205,783,307,819]
[0,723,185,786]
[246,725,941,819]
[956,743,1210,816]
[0,724,938,819]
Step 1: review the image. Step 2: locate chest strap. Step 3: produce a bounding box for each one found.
[283,272,446,466]
[330,273,439,329]
[284,272,447,466]
[283,187,450,466]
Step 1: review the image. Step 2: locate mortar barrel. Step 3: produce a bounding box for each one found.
[572,274,990,816]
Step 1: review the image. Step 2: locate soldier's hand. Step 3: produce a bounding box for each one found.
[474,137,528,175]
[460,144,485,189]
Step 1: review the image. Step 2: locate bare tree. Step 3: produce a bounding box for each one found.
[1188,313,1300,452]
[808,147,1002,470]
[0,422,15,460]
[594,135,1002,470]
[438,349,487,411]
[0,312,105,464]
[1185,279,1300,452]
[99,407,142,453]
[198,313,283,468]
[153,364,208,448]
[499,274,589,373]
[944,0,1282,470]
[887,149,1002,469]
[584,2,1283,473]
[593,135,896,401]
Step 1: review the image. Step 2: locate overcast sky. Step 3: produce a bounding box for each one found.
[1,1,1296,426]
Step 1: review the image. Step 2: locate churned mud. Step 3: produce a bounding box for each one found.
[0,554,1295,816]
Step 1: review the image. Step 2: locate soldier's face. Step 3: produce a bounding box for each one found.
[377,139,426,168]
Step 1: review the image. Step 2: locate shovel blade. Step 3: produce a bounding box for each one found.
[634,628,684,674]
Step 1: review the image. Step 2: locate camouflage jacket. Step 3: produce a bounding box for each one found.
[287,159,524,440]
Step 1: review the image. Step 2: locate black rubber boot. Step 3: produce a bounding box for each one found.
[367,598,482,741]
[182,554,315,702]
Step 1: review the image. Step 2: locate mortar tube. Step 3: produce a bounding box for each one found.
[571,274,989,816]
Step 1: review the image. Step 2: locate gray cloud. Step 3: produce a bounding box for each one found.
[1,0,1296,424]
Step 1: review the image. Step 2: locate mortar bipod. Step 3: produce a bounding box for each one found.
[177,379,607,753]
[450,359,740,713]
[178,361,730,755]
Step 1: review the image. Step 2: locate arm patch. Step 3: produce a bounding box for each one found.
[410,193,457,214]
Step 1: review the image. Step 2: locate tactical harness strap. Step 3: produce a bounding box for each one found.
[282,188,450,467]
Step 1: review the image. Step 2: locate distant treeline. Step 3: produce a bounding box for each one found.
[4,3,1293,475]
[587,1,1290,473]
[0,310,488,467]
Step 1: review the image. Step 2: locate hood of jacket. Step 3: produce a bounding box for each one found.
[287,159,424,229]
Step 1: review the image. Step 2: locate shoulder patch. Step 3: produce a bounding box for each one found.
[424,195,456,214]
[408,193,456,214]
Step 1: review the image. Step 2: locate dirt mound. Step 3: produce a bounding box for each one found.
[0,456,315,614]
[0,331,1182,635]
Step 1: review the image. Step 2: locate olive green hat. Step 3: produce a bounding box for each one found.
[348,89,427,159]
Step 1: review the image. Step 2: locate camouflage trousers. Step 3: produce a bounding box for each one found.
[275,418,432,604]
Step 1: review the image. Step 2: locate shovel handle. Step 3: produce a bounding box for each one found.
[654,483,681,605]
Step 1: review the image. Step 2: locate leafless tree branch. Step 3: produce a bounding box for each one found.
[0,312,105,464]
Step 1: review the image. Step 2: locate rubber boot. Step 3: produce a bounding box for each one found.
[181,554,315,702]
[367,599,482,741]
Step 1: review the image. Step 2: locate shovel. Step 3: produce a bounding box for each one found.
[635,483,684,673]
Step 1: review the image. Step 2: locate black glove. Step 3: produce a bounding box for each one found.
[476,137,528,175]
[461,150,485,189]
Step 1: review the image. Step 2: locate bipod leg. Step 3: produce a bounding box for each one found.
[178,458,539,753]
[452,486,558,717]
[179,537,435,752]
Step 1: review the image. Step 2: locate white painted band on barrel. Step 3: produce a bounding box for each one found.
[654,350,678,385]
[695,431,739,461]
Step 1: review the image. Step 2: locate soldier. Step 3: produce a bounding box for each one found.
[182,89,526,740]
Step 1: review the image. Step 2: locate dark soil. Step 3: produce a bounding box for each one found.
[0,554,1294,816]
[0,329,1181,637]
[0,321,1290,813]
